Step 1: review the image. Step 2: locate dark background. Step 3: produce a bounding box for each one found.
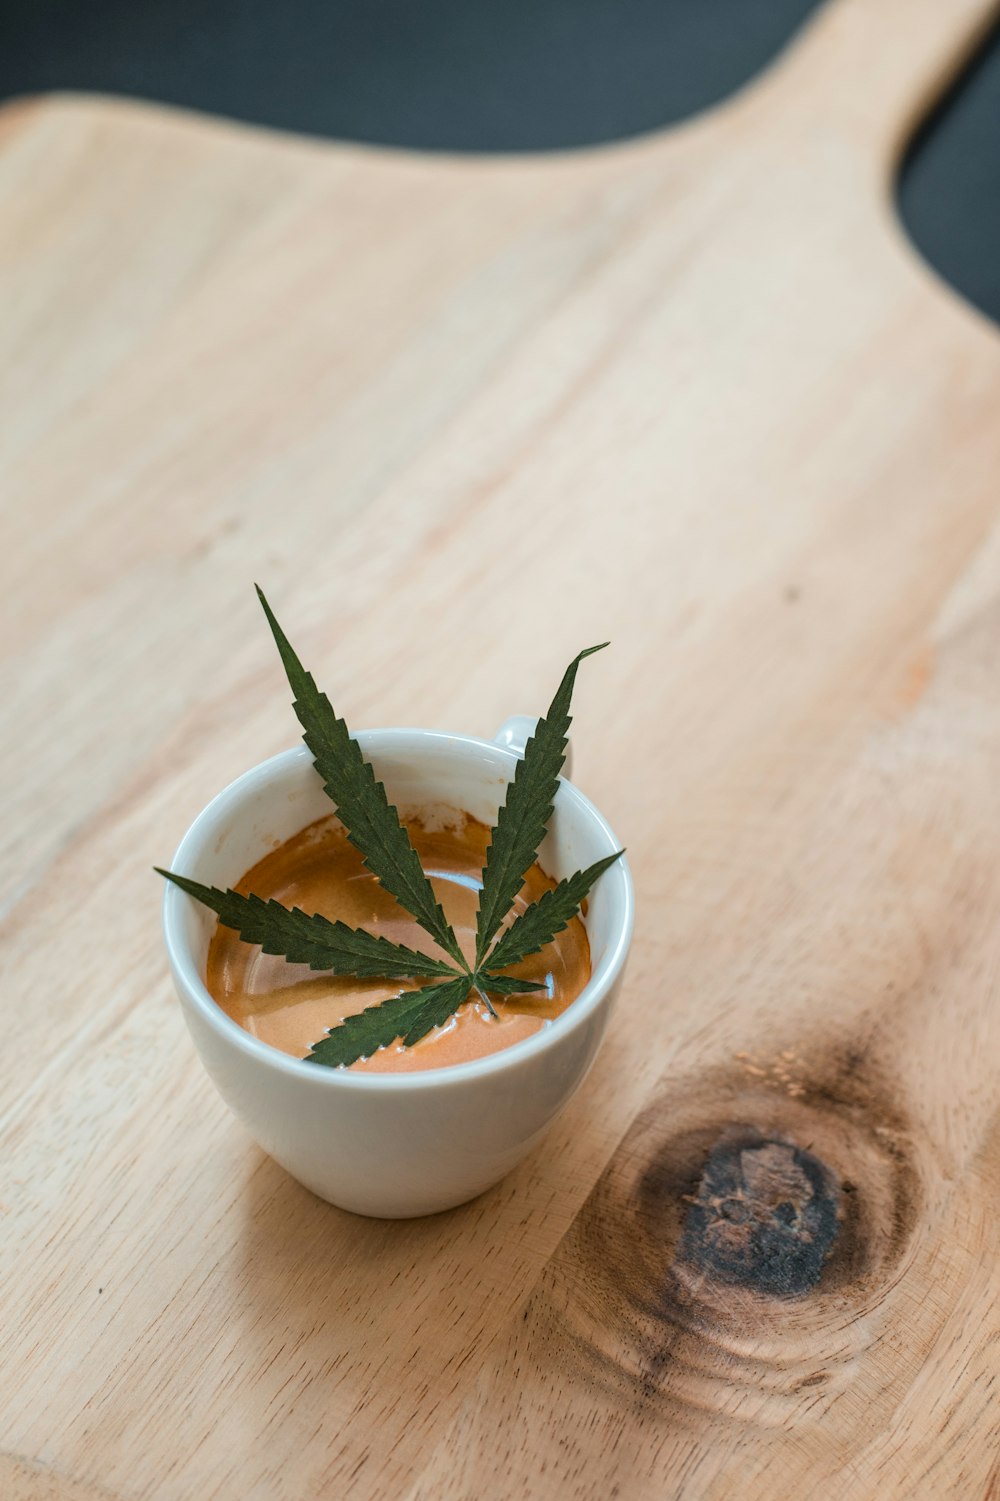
[1,0,997,323]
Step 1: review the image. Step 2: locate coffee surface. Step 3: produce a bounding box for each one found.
[206,810,591,1072]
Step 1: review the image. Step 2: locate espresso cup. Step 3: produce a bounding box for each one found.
[162,722,633,1217]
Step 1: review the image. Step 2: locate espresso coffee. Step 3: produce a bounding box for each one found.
[207,809,591,1072]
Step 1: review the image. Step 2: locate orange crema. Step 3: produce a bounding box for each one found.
[206,810,591,1073]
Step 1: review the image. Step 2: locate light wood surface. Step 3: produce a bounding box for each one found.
[4,0,1000,1494]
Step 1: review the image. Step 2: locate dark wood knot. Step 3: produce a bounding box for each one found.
[678,1136,840,1296]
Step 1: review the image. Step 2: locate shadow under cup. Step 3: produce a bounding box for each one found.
[163,731,633,1217]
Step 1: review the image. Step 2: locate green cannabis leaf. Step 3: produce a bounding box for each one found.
[154,871,458,980]
[476,974,548,997]
[256,586,466,971]
[484,852,624,971]
[305,974,475,1068]
[157,588,624,1069]
[473,645,607,966]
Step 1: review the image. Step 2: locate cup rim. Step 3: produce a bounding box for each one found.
[163,731,634,1092]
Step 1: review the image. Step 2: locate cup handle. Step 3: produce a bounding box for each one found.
[493,715,573,781]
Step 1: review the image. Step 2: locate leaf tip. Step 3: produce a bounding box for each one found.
[255,584,308,690]
[254,582,278,629]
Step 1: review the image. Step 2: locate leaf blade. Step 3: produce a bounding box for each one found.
[474,645,607,965]
[256,587,465,968]
[477,973,548,996]
[483,851,624,971]
[306,973,473,1068]
[156,869,460,980]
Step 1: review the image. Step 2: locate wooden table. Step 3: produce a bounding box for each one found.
[3,0,1000,1494]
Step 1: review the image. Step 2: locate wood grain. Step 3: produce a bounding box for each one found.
[3,0,1000,1495]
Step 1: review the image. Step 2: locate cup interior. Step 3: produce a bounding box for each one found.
[165,732,632,1077]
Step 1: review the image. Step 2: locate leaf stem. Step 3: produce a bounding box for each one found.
[473,981,499,1020]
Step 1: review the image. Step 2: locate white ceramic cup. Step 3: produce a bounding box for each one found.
[162,722,634,1217]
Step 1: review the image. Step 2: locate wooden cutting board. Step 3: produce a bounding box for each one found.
[3,0,1000,1495]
